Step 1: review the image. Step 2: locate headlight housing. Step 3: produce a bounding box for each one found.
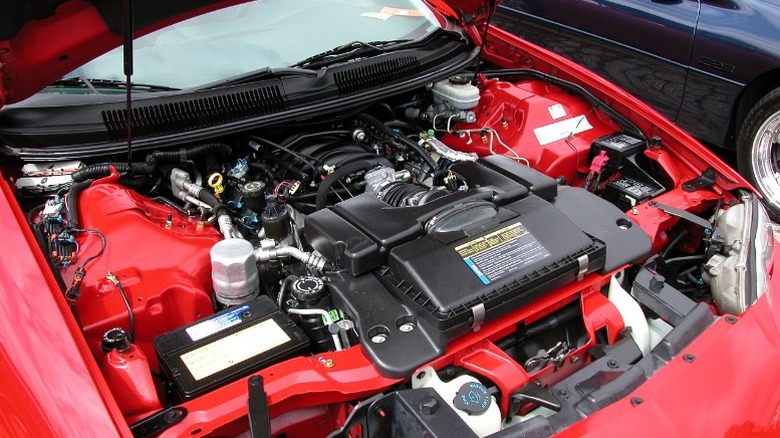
[703,192,775,315]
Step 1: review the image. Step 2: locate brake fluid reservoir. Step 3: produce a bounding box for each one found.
[412,366,501,437]
[432,76,480,109]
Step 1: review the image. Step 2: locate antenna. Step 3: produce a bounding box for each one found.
[123,0,134,171]
[471,0,499,86]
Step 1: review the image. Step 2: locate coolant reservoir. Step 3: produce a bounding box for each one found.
[100,328,162,419]
[432,76,480,109]
[412,366,501,437]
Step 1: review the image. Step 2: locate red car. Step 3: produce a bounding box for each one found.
[0,0,778,437]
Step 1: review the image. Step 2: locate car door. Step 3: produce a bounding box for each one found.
[494,0,701,121]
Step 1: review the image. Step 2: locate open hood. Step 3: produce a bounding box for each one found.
[0,0,494,108]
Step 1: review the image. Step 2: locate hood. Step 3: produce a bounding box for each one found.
[0,0,494,108]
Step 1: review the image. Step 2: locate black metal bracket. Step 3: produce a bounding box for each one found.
[651,201,713,231]
[130,407,187,438]
[682,168,716,192]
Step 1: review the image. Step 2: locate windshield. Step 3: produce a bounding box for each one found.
[62,0,442,90]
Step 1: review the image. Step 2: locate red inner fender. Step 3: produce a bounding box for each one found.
[65,182,221,368]
[442,79,619,185]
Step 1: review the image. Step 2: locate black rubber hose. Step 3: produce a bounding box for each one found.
[65,179,93,228]
[118,175,150,190]
[354,113,438,175]
[660,230,689,261]
[147,143,232,163]
[71,162,155,183]
[196,189,229,215]
[314,158,392,210]
[524,304,581,339]
[247,162,276,180]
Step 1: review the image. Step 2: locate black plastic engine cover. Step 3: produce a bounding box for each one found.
[381,194,605,336]
[305,158,651,377]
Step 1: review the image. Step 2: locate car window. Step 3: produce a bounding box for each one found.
[60,0,441,90]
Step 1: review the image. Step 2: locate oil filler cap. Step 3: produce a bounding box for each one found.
[453,382,491,415]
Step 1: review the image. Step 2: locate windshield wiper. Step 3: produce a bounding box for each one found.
[199,66,319,89]
[292,39,410,69]
[49,77,180,92]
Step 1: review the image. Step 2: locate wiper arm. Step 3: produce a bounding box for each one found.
[293,39,410,69]
[50,77,180,92]
[199,66,319,89]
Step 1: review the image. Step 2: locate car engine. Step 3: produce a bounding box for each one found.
[7,73,769,437]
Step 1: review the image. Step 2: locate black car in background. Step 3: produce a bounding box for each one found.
[495,0,780,216]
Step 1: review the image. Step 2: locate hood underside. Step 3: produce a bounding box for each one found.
[0,0,492,107]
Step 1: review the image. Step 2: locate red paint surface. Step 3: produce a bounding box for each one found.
[0,172,128,437]
[441,79,619,185]
[100,345,162,421]
[64,181,221,374]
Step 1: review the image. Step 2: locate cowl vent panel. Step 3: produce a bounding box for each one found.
[334,57,421,95]
[102,85,286,141]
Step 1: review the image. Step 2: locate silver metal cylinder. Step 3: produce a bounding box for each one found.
[210,239,260,306]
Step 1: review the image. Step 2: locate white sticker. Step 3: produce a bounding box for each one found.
[548,104,567,120]
[186,305,249,342]
[181,318,291,381]
[533,115,593,146]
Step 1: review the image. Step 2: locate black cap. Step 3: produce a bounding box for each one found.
[291,276,327,303]
[102,328,131,352]
[449,75,470,85]
[453,382,491,415]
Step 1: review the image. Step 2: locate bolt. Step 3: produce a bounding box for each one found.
[317,357,335,368]
[399,323,415,333]
[163,409,181,423]
[570,355,580,365]
[607,359,619,369]
[558,388,570,399]
[371,333,388,344]
[725,315,738,324]
[649,275,665,293]
[420,396,439,415]
[683,354,696,363]
[631,207,639,215]
[631,397,644,407]
[248,375,262,386]
[241,310,252,319]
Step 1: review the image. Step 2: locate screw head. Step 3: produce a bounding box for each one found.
[631,397,644,407]
[558,388,570,399]
[399,323,415,333]
[683,354,696,363]
[725,315,738,324]
[371,334,388,344]
[607,359,619,369]
[163,409,181,423]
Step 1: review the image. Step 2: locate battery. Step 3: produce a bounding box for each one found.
[154,295,309,400]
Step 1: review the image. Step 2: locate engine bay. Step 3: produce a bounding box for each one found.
[4,72,770,437]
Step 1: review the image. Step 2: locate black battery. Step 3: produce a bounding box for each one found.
[604,176,661,210]
[154,296,309,400]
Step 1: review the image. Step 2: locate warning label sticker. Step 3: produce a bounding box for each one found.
[455,222,550,285]
[181,318,291,381]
